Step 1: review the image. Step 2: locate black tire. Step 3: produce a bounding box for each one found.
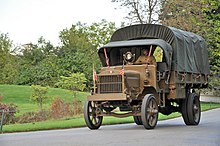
[187,93,201,125]
[133,116,143,125]
[84,101,103,130]
[181,92,201,125]
[141,94,158,129]
[181,97,191,125]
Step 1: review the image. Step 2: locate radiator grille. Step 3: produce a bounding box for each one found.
[97,75,123,94]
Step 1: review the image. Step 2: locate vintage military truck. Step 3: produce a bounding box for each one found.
[84,24,210,130]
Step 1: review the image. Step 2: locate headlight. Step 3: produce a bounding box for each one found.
[125,52,133,61]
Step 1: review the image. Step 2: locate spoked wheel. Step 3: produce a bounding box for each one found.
[133,116,143,125]
[84,101,103,130]
[141,94,159,129]
[181,92,201,125]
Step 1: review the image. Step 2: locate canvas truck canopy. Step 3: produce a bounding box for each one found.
[110,24,210,75]
[98,39,172,70]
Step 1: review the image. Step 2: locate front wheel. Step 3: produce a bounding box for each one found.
[141,94,159,129]
[84,101,103,130]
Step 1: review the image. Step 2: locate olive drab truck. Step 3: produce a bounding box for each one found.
[84,24,210,130]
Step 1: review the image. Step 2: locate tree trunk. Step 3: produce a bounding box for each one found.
[73,92,77,115]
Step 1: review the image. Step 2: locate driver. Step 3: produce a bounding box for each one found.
[135,48,156,65]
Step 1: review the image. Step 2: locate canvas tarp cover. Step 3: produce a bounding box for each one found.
[110,24,210,75]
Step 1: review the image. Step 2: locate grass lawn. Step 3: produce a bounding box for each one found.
[0,84,88,116]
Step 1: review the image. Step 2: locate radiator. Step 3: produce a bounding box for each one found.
[97,75,123,94]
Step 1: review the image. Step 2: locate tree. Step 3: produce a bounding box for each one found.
[58,20,117,86]
[21,37,55,66]
[203,1,220,74]
[56,73,87,92]
[160,0,220,74]
[31,85,49,111]
[160,0,206,33]
[0,33,19,84]
[112,0,161,24]
[16,37,59,86]
[55,73,87,115]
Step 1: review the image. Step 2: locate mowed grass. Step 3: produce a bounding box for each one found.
[0,84,88,116]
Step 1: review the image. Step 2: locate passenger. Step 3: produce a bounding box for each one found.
[135,48,156,65]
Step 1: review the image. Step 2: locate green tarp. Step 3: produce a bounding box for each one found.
[109,24,210,75]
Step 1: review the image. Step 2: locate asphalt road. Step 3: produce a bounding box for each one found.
[1,108,220,146]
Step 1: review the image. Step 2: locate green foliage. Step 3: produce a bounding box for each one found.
[0,33,11,55]
[0,33,19,84]
[202,1,220,73]
[21,37,56,65]
[153,47,163,62]
[209,75,220,96]
[56,73,87,92]
[31,85,49,111]
[15,37,60,86]
[58,20,117,86]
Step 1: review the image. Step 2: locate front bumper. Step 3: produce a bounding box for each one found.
[87,93,127,101]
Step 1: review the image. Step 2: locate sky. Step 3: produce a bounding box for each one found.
[0,0,125,45]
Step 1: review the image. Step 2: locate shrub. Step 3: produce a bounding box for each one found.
[31,85,50,111]
[209,75,220,96]
[50,97,83,119]
[17,110,50,124]
[51,97,71,119]
[0,103,17,124]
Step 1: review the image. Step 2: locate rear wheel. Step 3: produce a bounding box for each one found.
[133,116,142,125]
[84,101,103,130]
[187,93,201,125]
[181,96,190,125]
[141,94,158,129]
[181,92,201,125]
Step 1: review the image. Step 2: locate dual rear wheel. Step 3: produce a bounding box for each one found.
[181,92,201,125]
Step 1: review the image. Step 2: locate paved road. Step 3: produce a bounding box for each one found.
[1,108,220,146]
[200,95,220,103]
